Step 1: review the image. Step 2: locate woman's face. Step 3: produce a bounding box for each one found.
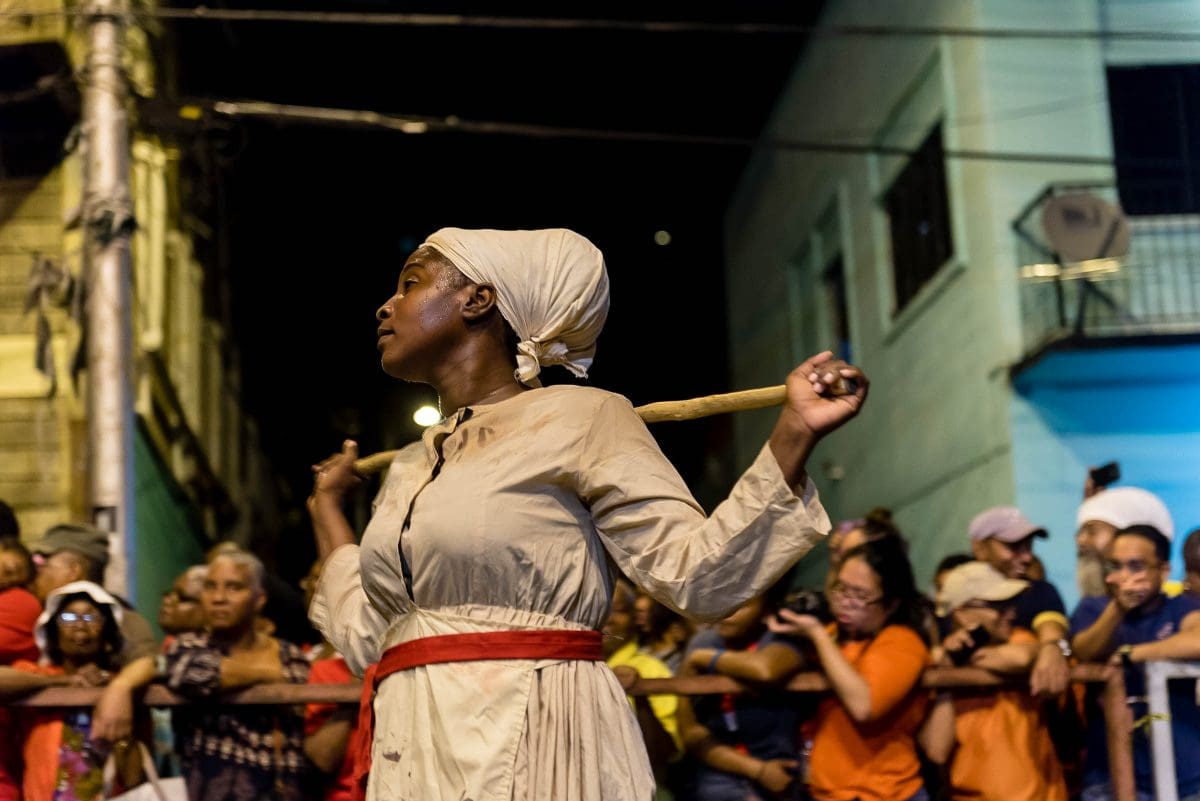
[375,248,472,381]
[717,596,765,643]
[633,595,654,635]
[0,550,29,589]
[56,599,106,661]
[159,573,206,634]
[830,557,889,637]
[951,601,1015,642]
[829,527,867,565]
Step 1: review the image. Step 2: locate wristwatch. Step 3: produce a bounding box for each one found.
[1054,638,1073,658]
[1117,643,1135,668]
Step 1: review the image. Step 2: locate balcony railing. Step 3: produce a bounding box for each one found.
[1013,181,1200,359]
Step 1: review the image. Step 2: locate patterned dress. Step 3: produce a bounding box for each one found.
[164,632,310,801]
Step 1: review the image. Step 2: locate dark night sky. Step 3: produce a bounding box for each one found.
[165,2,822,544]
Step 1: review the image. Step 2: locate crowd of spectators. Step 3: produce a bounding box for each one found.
[0,464,1199,801]
[600,472,1200,801]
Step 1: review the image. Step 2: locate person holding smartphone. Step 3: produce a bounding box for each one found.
[920,562,1067,801]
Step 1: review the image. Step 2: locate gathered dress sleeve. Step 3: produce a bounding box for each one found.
[578,393,830,621]
[309,544,392,676]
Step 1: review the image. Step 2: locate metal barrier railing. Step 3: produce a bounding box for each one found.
[1143,660,1200,801]
[3,664,1136,801]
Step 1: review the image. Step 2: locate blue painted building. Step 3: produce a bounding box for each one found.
[1012,342,1200,610]
[723,0,1200,603]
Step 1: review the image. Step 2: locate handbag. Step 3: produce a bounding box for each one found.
[102,741,189,801]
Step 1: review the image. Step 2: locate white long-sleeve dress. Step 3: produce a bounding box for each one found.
[309,385,831,801]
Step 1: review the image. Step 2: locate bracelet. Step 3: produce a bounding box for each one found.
[706,649,725,674]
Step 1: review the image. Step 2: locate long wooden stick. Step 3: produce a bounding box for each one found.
[352,383,788,476]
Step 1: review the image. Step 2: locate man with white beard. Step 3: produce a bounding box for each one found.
[1076,486,1174,599]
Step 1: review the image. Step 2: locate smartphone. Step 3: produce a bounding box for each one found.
[1089,461,1120,489]
[948,625,994,666]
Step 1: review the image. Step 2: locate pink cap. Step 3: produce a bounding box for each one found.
[968,505,1048,544]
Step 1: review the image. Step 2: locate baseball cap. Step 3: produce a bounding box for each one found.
[33,523,111,569]
[937,561,1030,616]
[968,506,1048,544]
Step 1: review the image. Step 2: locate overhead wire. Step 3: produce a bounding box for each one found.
[0,5,1197,42]
[202,99,1129,168]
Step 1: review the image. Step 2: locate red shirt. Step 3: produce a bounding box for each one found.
[305,656,359,801]
[0,587,40,801]
[0,587,40,664]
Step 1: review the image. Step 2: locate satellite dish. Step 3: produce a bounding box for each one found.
[1041,193,1130,263]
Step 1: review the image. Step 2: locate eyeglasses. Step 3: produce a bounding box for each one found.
[1103,559,1160,577]
[830,581,883,607]
[162,590,200,605]
[57,611,102,627]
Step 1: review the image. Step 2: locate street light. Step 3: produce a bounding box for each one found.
[413,405,442,427]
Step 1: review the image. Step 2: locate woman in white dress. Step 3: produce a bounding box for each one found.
[307,227,869,801]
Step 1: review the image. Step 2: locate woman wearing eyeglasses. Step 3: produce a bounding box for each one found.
[0,580,146,801]
[770,537,933,801]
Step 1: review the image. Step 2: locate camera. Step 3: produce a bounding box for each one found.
[782,589,830,620]
[948,625,993,667]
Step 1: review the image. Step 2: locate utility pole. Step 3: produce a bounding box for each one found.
[81,0,136,600]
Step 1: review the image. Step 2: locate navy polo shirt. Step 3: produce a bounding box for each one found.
[1071,594,1200,796]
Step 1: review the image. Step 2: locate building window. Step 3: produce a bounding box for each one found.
[884,123,954,312]
[823,254,852,362]
[1107,64,1200,215]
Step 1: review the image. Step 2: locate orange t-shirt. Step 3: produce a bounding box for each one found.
[808,624,930,801]
[948,629,1067,801]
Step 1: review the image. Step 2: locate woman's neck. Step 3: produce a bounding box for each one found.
[61,656,92,674]
[837,623,878,642]
[211,624,260,653]
[433,356,527,414]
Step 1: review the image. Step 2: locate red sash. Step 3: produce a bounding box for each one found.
[350,629,603,801]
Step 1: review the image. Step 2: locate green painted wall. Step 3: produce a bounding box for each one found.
[133,425,207,638]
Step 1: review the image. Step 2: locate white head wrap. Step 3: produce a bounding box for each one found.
[1076,486,1175,541]
[422,227,610,387]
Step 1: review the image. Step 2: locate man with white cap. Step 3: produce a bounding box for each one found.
[922,561,1068,801]
[306,228,871,801]
[968,506,1070,696]
[1076,486,1174,599]
[1072,523,1200,800]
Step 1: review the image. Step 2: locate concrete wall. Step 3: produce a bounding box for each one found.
[725,0,1119,588]
[0,164,85,540]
